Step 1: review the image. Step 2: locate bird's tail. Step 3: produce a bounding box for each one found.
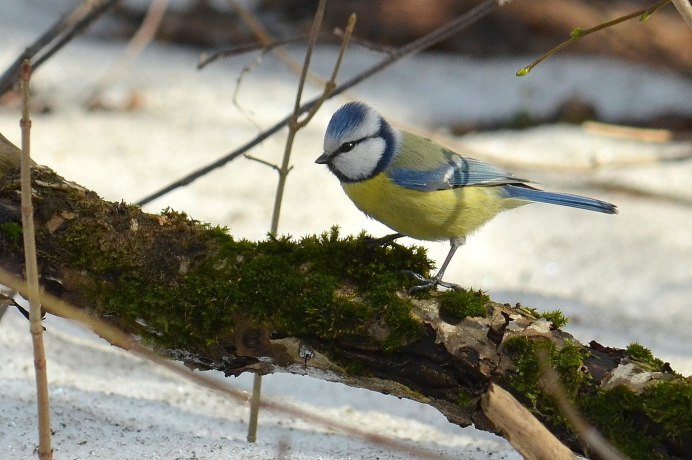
[503,184,617,214]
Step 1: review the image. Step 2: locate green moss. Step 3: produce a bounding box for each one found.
[331,353,369,376]
[0,222,23,251]
[437,288,489,324]
[0,221,22,239]
[503,336,588,420]
[503,337,540,405]
[626,342,655,361]
[641,379,692,442]
[579,379,691,458]
[579,386,659,458]
[50,219,431,353]
[503,336,689,458]
[456,388,474,407]
[520,306,569,329]
[538,309,569,329]
[625,342,667,371]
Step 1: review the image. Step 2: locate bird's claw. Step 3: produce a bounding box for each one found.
[364,233,404,248]
[401,270,461,293]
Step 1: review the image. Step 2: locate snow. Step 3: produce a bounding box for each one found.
[1,1,691,458]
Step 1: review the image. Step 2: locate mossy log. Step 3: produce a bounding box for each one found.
[0,160,690,459]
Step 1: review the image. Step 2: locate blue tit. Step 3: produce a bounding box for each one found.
[315,102,617,290]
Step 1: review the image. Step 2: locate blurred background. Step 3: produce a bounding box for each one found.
[1,1,691,458]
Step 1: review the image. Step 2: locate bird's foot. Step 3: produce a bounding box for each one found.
[402,270,462,293]
[364,232,404,248]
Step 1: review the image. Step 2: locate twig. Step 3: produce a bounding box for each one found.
[20,60,53,460]
[228,0,326,89]
[230,52,266,131]
[136,0,511,206]
[246,370,263,443]
[197,36,308,69]
[481,383,577,459]
[516,0,672,76]
[670,0,692,28]
[243,152,284,171]
[85,0,170,109]
[198,30,392,70]
[334,27,397,54]
[0,267,451,460]
[0,0,119,97]
[581,121,673,143]
[227,0,334,154]
[537,348,628,460]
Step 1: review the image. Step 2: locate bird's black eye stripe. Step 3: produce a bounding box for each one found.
[336,135,376,154]
[337,141,357,153]
[337,142,354,153]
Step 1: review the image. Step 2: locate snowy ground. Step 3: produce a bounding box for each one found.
[1,1,691,459]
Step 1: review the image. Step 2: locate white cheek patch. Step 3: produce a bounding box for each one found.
[333,137,386,181]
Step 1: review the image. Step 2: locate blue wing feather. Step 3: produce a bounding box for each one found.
[384,132,616,214]
[388,155,528,192]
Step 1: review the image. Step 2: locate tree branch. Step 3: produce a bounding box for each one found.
[0,0,119,97]
[0,155,688,459]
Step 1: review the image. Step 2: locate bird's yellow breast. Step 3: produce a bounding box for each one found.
[342,174,522,241]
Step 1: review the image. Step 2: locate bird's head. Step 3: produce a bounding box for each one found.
[316,102,400,182]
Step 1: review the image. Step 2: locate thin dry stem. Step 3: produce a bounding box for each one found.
[197,36,307,69]
[231,53,265,131]
[251,0,329,443]
[246,372,262,443]
[20,60,53,460]
[269,0,329,235]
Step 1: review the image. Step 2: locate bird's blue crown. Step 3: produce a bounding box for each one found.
[326,102,371,140]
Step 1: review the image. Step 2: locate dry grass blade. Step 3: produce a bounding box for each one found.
[536,348,629,460]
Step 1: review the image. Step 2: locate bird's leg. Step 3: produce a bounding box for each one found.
[407,237,465,292]
[365,232,405,247]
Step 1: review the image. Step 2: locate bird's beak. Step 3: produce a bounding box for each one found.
[315,152,330,164]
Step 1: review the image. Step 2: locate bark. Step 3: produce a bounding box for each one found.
[0,155,689,459]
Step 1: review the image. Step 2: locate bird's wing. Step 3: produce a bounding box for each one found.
[388,150,528,192]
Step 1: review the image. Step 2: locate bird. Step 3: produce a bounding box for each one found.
[315,102,617,291]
